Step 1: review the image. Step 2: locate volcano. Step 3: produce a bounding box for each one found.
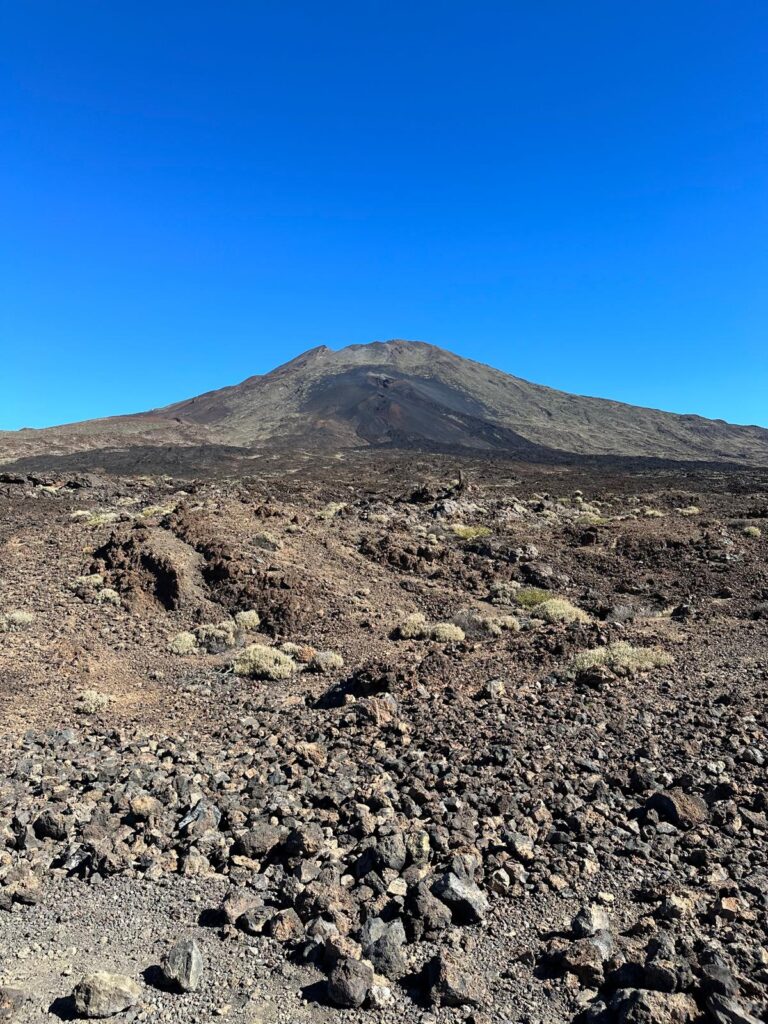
[2,340,767,470]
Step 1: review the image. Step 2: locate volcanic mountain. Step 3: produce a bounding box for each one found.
[2,340,768,470]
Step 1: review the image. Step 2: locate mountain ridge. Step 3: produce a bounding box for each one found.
[2,339,767,469]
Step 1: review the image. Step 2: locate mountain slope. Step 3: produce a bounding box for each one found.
[2,340,767,468]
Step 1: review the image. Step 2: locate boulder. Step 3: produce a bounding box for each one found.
[72,973,141,1018]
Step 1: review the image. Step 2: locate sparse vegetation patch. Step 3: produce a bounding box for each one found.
[233,643,296,679]
[514,587,551,609]
[531,598,589,624]
[572,640,673,676]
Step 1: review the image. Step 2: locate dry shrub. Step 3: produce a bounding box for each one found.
[281,641,316,664]
[572,641,673,677]
[451,608,519,638]
[169,631,198,655]
[451,524,492,541]
[396,613,430,640]
[235,609,261,631]
[395,613,465,642]
[2,610,35,630]
[531,598,589,624]
[77,689,112,714]
[488,581,521,606]
[234,643,295,680]
[195,621,236,652]
[309,650,345,673]
[430,622,466,643]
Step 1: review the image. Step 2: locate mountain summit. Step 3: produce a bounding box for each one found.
[2,340,768,468]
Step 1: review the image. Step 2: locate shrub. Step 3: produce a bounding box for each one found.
[71,573,104,589]
[234,643,295,680]
[430,622,466,642]
[77,689,111,714]
[195,622,236,652]
[497,614,521,632]
[531,598,589,624]
[318,501,347,520]
[4,610,35,628]
[84,511,121,527]
[643,508,665,518]
[136,502,178,520]
[451,524,492,541]
[253,531,282,551]
[396,613,430,640]
[678,506,700,517]
[169,631,198,655]
[96,588,121,606]
[281,642,316,663]
[488,581,520,606]
[451,608,519,637]
[514,587,551,610]
[743,525,762,539]
[576,513,610,527]
[571,641,673,677]
[308,650,345,673]
[235,609,261,631]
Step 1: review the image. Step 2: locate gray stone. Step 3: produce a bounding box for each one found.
[72,973,141,1018]
[572,903,611,938]
[705,994,763,1024]
[432,872,489,923]
[327,957,373,1008]
[161,938,203,993]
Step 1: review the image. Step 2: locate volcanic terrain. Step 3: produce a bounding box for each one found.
[0,346,767,1024]
[2,341,768,472]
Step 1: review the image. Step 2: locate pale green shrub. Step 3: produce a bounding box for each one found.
[235,609,261,631]
[531,598,589,624]
[451,524,492,541]
[396,613,430,640]
[430,622,465,642]
[743,525,762,539]
[572,641,673,676]
[5,610,35,628]
[195,621,236,651]
[234,643,295,680]
[169,631,198,655]
[309,650,345,673]
[77,689,112,714]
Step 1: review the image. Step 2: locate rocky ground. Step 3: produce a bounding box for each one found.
[1,456,767,1023]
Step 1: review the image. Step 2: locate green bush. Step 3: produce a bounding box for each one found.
[514,587,551,610]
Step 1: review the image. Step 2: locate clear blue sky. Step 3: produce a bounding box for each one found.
[1,1,767,430]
